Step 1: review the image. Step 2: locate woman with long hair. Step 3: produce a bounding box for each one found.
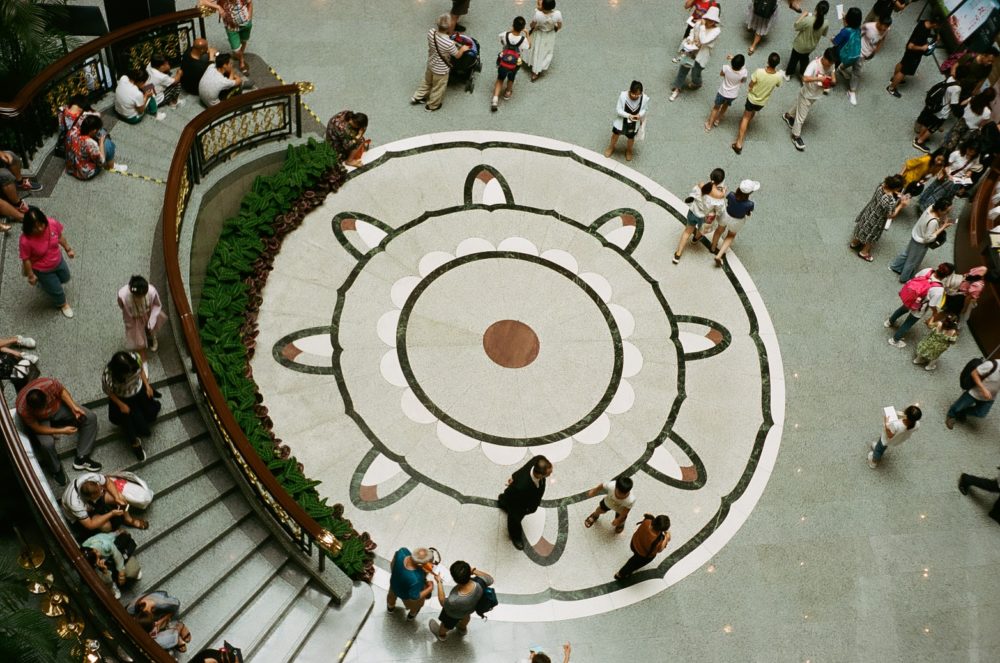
[786,1,829,79]
[102,351,161,462]
[19,206,76,317]
[674,168,726,263]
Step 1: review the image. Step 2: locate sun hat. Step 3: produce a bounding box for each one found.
[738,179,760,193]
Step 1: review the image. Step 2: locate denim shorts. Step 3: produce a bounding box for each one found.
[714,93,736,108]
[685,209,705,227]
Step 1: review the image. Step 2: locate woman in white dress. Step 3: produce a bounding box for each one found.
[525,0,563,81]
[604,80,649,162]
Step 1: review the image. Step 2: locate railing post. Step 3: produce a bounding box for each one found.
[295,93,302,139]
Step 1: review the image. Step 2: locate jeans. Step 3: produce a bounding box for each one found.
[889,238,929,283]
[104,136,116,162]
[25,403,98,472]
[34,257,71,307]
[673,57,704,90]
[872,438,888,461]
[837,59,864,92]
[888,305,921,342]
[947,391,995,420]
[918,177,957,212]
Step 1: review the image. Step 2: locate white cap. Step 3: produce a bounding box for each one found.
[702,6,721,23]
[738,179,760,193]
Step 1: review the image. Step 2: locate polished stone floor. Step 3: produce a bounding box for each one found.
[18,0,1000,661]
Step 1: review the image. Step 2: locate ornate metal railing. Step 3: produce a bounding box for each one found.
[0,8,208,168]
[0,391,176,663]
[958,158,1000,354]
[162,84,343,569]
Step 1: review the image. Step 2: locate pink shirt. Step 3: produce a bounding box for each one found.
[19,217,64,272]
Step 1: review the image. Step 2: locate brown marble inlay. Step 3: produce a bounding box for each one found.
[621,213,637,227]
[680,466,698,482]
[281,344,303,361]
[705,329,724,346]
[483,320,540,369]
[340,218,356,231]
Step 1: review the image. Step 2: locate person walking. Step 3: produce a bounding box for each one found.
[867,404,921,468]
[614,513,670,581]
[885,262,952,348]
[745,0,780,56]
[674,168,727,263]
[785,1,830,80]
[958,466,1000,524]
[386,547,435,620]
[19,207,76,318]
[491,16,530,112]
[849,174,908,261]
[450,0,471,32]
[16,376,101,485]
[890,198,954,282]
[669,6,721,101]
[118,275,168,355]
[199,0,253,74]
[524,643,572,663]
[525,1,563,82]
[583,475,635,534]
[886,14,940,98]
[946,357,1000,428]
[411,15,471,112]
[498,455,551,549]
[103,351,162,463]
[732,52,783,154]
[783,47,836,151]
[604,80,649,162]
[705,54,748,131]
[839,13,891,105]
[712,179,760,264]
[428,561,494,641]
[913,315,959,371]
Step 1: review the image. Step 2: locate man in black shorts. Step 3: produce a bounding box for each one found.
[886,15,940,98]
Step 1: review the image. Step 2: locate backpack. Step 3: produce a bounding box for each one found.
[924,79,952,114]
[753,0,778,19]
[497,33,523,71]
[960,358,997,390]
[472,576,498,618]
[838,28,862,66]
[898,273,937,311]
[0,354,40,393]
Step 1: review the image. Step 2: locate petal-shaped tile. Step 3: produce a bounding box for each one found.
[498,236,539,256]
[608,303,635,338]
[641,432,706,489]
[521,505,567,566]
[528,437,574,463]
[379,350,408,387]
[418,251,454,277]
[272,328,336,374]
[604,225,637,251]
[351,449,419,509]
[401,388,437,424]
[590,208,644,254]
[573,413,610,445]
[540,249,579,274]
[455,237,495,257]
[622,341,643,378]
[390,275,422,309]
[606,380,635,415]
[464,165,514,205]
[481,442,527,465]
[377,310,400,347]
[675,316,732,360]
[331,212,393,260]
[579,272,612,303]
[436,421,481,452]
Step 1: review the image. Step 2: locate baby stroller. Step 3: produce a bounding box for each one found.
[449,33,481,93]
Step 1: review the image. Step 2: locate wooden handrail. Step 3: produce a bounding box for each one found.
[958,157,1000,354]
[0,8,206,118]
[0,392,175,663]
[161,85,335,549]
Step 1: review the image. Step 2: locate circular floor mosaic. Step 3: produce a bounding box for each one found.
[251,131,785,621]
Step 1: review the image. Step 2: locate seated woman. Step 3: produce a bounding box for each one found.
[61,473,151,536]
[127,591,192,653]
[325,111,370,168]
[66,114,127,179]
[81,530,141,599]
[103,351,161,462]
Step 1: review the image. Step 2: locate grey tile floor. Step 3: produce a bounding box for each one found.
[3,1,999,661]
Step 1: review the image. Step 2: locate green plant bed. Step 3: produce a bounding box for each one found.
[196,138,375,581]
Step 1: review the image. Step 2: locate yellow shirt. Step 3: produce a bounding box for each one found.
[747,68,783,106]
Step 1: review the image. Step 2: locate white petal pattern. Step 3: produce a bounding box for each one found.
[390,276,422,309]
[481,442,527,465]
[455,237,495,257]
[497,237,539,256]
[377,310,400,347]
[573,413,610,444]
[379,350,408,387]
[400,388,437,424]
[418,251,454,277]
[436,421,481,452]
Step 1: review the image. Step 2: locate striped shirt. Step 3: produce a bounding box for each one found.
[102,352,144,399]
[427,28,458,75]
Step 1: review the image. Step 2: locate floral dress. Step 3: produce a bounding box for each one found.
[325,110,364,162]
[853,185,897,244]
[915,327,958,361]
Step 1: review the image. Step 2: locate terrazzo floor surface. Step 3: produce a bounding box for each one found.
[3,0,999,661]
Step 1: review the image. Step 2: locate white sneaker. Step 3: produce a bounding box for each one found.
[112,584,121,599]
[21,353,38,364]
[883,319,893,328]
[669,89,680,101]
[155,112,167,121]
[60,305,74,319]
[912,356,922,364]
[888,338,906,348]
[847,91,857,106]
[111,164,128,173]
[174,98,186,107]
[135,570,142,580]
[866,451,878,469]
[924,361,938,371]
[16,335,36,348]
[782,71,791,81]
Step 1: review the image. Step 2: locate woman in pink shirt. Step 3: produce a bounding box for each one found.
[19,207,76,318]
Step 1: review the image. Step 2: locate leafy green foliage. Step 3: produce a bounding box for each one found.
[197,140,372,579]
[0,557,71,663]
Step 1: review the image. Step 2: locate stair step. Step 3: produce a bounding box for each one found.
[128,464,236,550]
[55,401,200,461]
[246,582,332,663]
[127,491,253,594]
[181,539,289,654]
[292,583,375,663]
[132,433,220,498]
[211,562,312,656]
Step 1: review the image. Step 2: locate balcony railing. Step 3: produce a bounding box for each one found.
[957,158,1000,354]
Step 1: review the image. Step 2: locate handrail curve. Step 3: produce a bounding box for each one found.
[959,159,1000,354]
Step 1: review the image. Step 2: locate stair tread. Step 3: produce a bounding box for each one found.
[56,404,202,463]
[128,464,236,549]
[290,582,375,663]
[127,434,220,498]
[245,582,332,663]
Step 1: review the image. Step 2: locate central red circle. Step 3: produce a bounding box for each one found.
[482,320,540,368]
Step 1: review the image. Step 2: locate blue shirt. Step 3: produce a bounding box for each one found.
[388,548,427,601]
[726,193,755,219]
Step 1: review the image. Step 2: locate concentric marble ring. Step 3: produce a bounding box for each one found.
[256,131,785,621]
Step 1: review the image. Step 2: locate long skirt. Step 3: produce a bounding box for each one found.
[526,29,557,74]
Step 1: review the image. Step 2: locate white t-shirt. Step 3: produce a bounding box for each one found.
[114,76,145,118]
[881,415,918,447]
[602,480,636,513]
[199,66,236,106]
[718,64,748,99]
[934,79,962,120]
[946,149,981,186]
[801,57,834,100]
[61,472,105,521]
[969,360,1000,400]
[962,104,991,131]
[692,24,721,67]
[145,65,175,104]
[860,23,886,58]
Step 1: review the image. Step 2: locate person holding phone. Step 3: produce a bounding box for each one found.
[16,376,99,485]
[386,547,435,619]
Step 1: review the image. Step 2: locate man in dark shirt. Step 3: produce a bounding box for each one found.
[180,38,218,95]
[886,16,940,97]
[954,48,998,99]
[497,455,552,550]
[866,0,909,23]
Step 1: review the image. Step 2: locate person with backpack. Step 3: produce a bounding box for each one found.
[839,13,891,105]
[958,466,1000,524]
[867,404,921,468]
[785,1,830,81]
[830,7,863,70]
[885,261,953,348]
[428,561,494,641]
[940,88,995,153]
[783,46,836,151]
[912,76,962,152]
[491,16,530,112]
[669,6,721,101]
[614,513,671,581]
[890,197,954,282]
[886,14,940,98]
[604,80,649,162]
[745,0,780,56]
[946,357,1000,428]
[731,52,783,154]
[849,173,908,261]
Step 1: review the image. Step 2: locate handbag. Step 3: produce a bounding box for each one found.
[927,230,947,249]
[114,531,138,560]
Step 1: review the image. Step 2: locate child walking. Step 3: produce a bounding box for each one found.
[913,315,958,371]
[868,405,922,468]
[705,54,747,131]
[492,17,530,112]
[583,475,635,534]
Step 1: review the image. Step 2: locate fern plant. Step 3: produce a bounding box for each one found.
[0,556,71,663]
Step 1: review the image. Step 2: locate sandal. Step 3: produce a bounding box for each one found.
[714,256,724,268]
[731,143,742,155]
[129,517,149,530]
[0,221,10,233]
[672,253,681,264]
[614,523,625,534]
[848,241,862,251]
[239,62,250,74]
[858,253,874,262]
[584,514,598,528]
